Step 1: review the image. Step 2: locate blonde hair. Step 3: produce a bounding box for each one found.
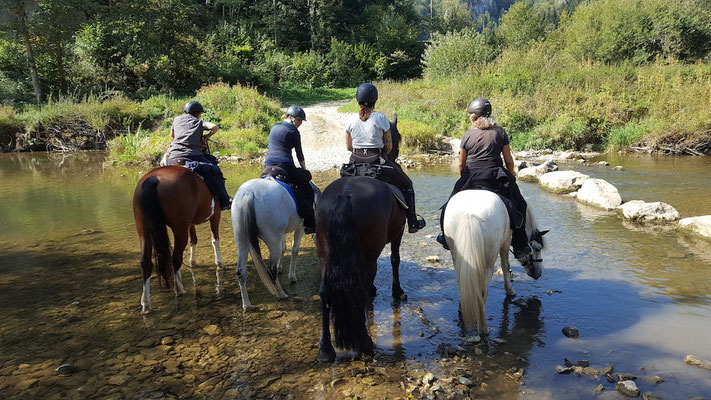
[470,114,497,130]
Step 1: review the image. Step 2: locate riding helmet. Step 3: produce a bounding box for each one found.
[286,105,307,121]
[184,101,204,117]
[356,83,378,106]
[467,98,492,117]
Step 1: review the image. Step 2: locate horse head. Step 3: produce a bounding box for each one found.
[519,229,548,280]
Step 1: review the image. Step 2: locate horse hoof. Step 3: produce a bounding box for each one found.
[317,350,336,363]
[399,293,408,301]
[242,305,256,313]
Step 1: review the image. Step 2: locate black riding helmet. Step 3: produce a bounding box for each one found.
[286,105,306,121]
[356,83,378,107]
[184,101,204,117]
[467,98,492,118]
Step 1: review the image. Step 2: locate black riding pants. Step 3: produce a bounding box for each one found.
[170,154,231,209]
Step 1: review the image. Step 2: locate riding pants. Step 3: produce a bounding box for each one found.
[169,154,231,210]
[266,161,316,231]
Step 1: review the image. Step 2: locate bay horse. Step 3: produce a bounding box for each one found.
[442,189,547,336]
[316,176,408,363]
[231,177,320,310]
[133,166,224,314]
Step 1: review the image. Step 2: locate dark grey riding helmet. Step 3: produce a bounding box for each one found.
[184,101,204,117]
[467,98,492,117]
[286,105,306,121]
[356,83,378,106]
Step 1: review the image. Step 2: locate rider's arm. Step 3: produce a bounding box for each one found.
[203,121,219,139]
[383,130,393,155]
[345,131,353,152]
[502,145,516,177]
[459,148,467,175]
[294,131,306,169]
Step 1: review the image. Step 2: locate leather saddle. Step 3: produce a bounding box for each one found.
[339,163,408,209]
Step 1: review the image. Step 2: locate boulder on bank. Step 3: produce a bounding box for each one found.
[576,179,622,210]
[679,216,711,240]
[518,160,559,182]
[539,171,589,193]
[620,201,680,222]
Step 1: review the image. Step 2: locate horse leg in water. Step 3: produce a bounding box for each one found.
[264,233,289,299]
[317,284,336,362]
[390,230,407,301]
[209,209,224,294]
[500,234,515,297]
[288,228,304,283]
[187,225,198,285]
[235,231,253,310]
[171,224,189,296]
[139,234,154,314]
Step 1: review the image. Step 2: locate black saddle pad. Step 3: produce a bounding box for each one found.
[340,163,395,182]
[261,165,290,183]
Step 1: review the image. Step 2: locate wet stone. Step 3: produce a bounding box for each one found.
[593,384,605,394]
[562,326,580,338]
[203,325,222,336]
[577,360,590,367]
[616,373,637,381]
[15,378,39,390]
[136,338,155,347]
[616,380,640,398]
[601,366,614,375]
[639,376,663,384]
[583,367,600,377]
[114,343,131,353]
[161,337,175,345]
[642,392,662,400]
[108,375,128,385]
[55,364,79,375]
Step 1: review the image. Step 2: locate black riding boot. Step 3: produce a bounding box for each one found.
[436,203,449,249]
[511,224,531,259]
[303,206,316,234]
[404,189,426,233]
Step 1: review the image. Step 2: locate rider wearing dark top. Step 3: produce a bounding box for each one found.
[345,83,426,233]
[436,98,531,258]
[264,105,316,234]
[167,101,232,210]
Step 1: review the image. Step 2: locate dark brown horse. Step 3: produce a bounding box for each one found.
[315,176,407,362]
[133,166,224,314]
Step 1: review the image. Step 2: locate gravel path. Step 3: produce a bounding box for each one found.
[298,101,352,172]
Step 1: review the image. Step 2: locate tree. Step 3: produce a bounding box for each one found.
[2,0,43,102]
[496,2,547,49]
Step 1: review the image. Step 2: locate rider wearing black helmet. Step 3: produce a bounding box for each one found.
[345,83,426,233]
[436,98,531,258]
[167,101,232,210]
[264,105,316,234]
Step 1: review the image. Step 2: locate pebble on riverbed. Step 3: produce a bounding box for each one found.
[562,326,580,338]
[685,354,711,371]
[616,380,640,397]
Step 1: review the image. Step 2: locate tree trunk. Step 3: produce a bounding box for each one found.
[12,0,43,103]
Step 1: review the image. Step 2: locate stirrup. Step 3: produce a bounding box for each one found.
[408,215,426,233]
[436,232,449,250]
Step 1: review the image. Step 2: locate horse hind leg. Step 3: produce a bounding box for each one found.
[317,287,336,363]
[172,227,189,296]
[235,234,253,311]
[209,210,223,270]
[288,229,304,283]
[390,230,407,301]
[266,238,288,299]
[188,225,198,268]
[140,236,153,314]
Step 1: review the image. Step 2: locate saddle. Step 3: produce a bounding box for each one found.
[261,166,312,217]
[462,180,523,230]
[339,163,408,209]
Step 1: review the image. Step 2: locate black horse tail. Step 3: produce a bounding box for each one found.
[323,193,372,354]
[140,176,173,288]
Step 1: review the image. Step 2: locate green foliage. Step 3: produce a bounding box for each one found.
[398,119,440,152]
[496,2,549,48]
[429,0,473,34]
[423,29,497,79]
[269,85,356,107]
[562,0,711,64]
[0,105,21,151]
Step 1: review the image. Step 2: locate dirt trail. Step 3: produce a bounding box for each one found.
[297,101,352,172]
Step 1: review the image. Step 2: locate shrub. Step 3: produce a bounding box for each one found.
[0,105,21,151]
[423,29,497,79]
[398,119,440,152]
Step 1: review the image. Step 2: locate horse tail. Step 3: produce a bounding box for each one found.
[240,192,279,296]
[323,193,371,353]
[140,176,173,288]
[451,212,489,332]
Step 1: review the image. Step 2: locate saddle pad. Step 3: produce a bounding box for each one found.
[265,175,299,214]
[388,184,408,209]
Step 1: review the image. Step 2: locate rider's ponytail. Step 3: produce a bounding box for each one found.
[359,104,373,122]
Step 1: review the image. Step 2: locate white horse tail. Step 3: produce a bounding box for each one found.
[451,212,489,332]
[240,192,279,296]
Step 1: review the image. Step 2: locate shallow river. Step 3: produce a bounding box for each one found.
[1,152,710,399]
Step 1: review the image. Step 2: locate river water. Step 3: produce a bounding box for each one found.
[1,152,710,399]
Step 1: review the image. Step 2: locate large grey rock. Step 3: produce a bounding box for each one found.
[539,171,589,193]
[620,200,680,222]
[678,216,711,240]
[518,160,559,182]
[576,179,622,210]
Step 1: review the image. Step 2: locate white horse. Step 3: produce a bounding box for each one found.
[442,190,547,335]
[231,177,319,310]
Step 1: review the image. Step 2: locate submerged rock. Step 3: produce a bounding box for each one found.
[684,354,711,370]
[55,364,78,375]
[518,160,559,182]
[555,365,573,374]
[620,200,680,222]
[639,375,663,384]
[562,326,580,338]
[616,380,640,397]
[539,171,590,193]
[576,179,622,210]
[616,373,637,381]
[593,384,605,394]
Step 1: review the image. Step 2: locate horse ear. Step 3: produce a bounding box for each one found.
[539,230,550,236]
[392,113,398,126]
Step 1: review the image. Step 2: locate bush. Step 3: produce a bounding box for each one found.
[423,29,497,79]
[398,119,440,152]
[0,105,21,151]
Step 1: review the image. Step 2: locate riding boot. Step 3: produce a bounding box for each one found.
[403,189,426,233]
[436,203,449,249]
[511,224,531,259]
[303,205,316,234]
